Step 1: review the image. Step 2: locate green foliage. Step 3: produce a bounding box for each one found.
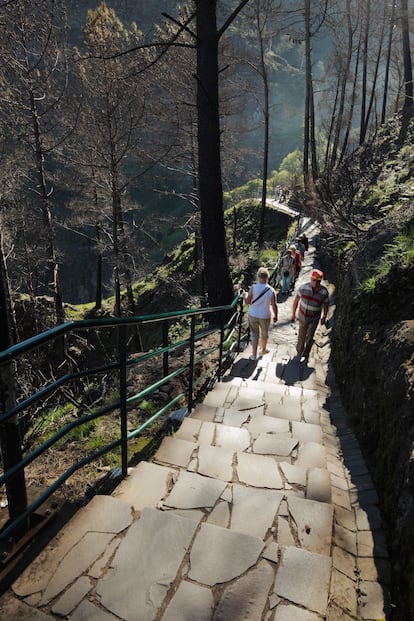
[267,149,303,192]
[25,402,76,448]
[257,247,279,267]
[359,228,414,293]
[361,180,401,217]
[224,199,260,252]
[359,275,377,294]
[63,419,98,444]
[134,279,158,297]
[224,198,291,255]
[84,2,141,50]
[64,301,96,321]
[342,241,357,255]
[279,149,303,175]
[138,399,157,416]
[269,169,290,187]
[60,170,294,326]
[358,139,414,218]
[224,181,260,210]
[394,229,414,265]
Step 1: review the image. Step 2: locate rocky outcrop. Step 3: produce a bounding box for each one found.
[321,205,414,620]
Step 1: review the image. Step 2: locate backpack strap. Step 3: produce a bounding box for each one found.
[251,286,271,305]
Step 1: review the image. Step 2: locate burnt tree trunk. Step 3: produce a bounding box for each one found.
[196,0,233,308]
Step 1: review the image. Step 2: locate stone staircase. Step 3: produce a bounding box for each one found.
[0,230,391,621]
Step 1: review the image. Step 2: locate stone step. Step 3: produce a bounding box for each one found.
[154,422,328,481]
[200,377,322,424]
[10,363,336,618]
[11,486,334,620]
[2,231,391,621]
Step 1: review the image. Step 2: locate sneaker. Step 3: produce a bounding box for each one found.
[249,354,257,361]
[261,349,270,355]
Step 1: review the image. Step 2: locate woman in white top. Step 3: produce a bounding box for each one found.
[245,267,278,360]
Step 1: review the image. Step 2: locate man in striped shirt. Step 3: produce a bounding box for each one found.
[291,269,329,362]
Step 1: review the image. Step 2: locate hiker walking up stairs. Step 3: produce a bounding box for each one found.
[1,226,390,621]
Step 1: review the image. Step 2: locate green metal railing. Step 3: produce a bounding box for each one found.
[0,223,301,551]
[0,297,246,546]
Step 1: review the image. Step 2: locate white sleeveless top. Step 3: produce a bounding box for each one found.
[248,283,274,319]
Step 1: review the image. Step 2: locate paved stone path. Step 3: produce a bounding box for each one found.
[0,224,391,620]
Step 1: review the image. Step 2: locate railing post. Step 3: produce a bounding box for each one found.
[0,363,28,539]
[217,312,225,380]
[118,325,128,478]
[162,320,169,377]
[187,316,196,414]
[0,254,28,539]
[237,299,244,351]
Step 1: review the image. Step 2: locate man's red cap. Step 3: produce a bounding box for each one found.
[311,269,323,280]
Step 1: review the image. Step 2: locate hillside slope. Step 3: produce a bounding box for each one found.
[317,114,414,620]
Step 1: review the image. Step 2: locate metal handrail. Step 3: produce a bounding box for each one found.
[0,221,301,545]
[0,296,246,544]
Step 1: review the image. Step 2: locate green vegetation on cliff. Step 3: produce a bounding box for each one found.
[317,113,414,621]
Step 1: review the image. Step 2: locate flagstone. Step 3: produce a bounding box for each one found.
[164,470,226,509]
[13,495,132,599]
[222,408,250,427]
[253,434,298,456]
[215,425,251,451]
[154,436,197,468]
[306,467,332,503]
[230,485,283,539]
[188,522,263,586]
[198,445,234,481]
[329,568,358,617]
[274,604,321,621]
[161,581,214,621]
[207,500,230,528]
[286,496,333,556]
[296,442,327,469]
[42,532,114,604]
[280,462,307,487]
[51,577,93,616]
[277,517,296,547]
[292,421,323,444]
[96,509,198,621]
[174,417,202,441]
[113,461,173,511]
[69,600,117,621]
[237,452,283,488]
[273,547,332,615]
[212,561,274,620]
[190,404,217,421]
[247,416,290,438]
[196,420,215,445]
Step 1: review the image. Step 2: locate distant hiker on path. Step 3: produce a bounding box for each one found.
[295,237,306,260]
[291,268,329,363]
[289,244,302,282]
[279,249,296,294]
[300,233,309,252]
[245,267,278,360]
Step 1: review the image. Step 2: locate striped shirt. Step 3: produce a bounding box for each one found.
[296,282,329,324]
